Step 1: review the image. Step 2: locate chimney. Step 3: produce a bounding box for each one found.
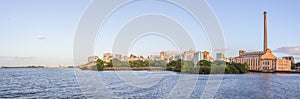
[264,11,268,52]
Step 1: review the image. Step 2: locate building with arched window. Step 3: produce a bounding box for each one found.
[231,11,291,72]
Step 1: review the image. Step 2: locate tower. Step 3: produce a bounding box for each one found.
[264,11,268,52]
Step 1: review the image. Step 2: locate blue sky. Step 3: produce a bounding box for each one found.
[0,0,299,66]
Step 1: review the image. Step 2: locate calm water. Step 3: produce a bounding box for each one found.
[0,68,300,98]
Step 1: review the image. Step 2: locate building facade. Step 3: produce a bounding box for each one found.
[216,52,225,60]
[282,56,295,64]
[183,50,195,61]
[202,51,212,61]
[232,49,291,72]
[88,56,99,63]
[232,11,291,72]
[114,54,122,61]
[103,53,113,63]
[193,51,201,66]
[129,54,144,61]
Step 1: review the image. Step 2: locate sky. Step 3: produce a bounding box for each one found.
[0,0,299,66]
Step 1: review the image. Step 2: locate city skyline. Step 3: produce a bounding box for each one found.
[1,0,300,66]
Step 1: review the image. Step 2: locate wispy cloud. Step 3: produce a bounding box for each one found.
[273,46,300,55]
[36,35,46,40]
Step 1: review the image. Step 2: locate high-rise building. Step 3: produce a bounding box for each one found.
[193,51,201,66]
[202,51,211,61]
[216,52,225,60]
[160,51,168,60]
[183,50,195,61]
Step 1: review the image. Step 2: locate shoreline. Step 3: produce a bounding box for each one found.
[103,67,165,71]
[2,67,300,74]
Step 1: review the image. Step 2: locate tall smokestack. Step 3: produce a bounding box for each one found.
[264,11,268,52]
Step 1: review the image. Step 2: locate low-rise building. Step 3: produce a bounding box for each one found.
[103,53,113,62]
[282,56,295,64]
[232,49,291,72]
[129,54,144,61]
[114,54,122,61]
[88,56,99,63]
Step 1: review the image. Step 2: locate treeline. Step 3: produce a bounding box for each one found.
[94,59,166,71]
[166,59,248,74]
[291,62,300,70]
[93,58,248,74]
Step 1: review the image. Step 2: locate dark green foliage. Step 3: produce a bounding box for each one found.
[166,59,182,72]
[111,58,130,67]
[291,63,296,69]
[167,59,248,74]
[181,61,197,73]
[225,65,239,74]
[197,60,211,66]
[211,66,225,74]
[95,59,105,71]
[212,60,226,66]
[129,60,149,68]
[199,66,211,74]
[295,62,300,69]
[105,60,113,67]
[94,58,151,71]
[225,62,248,74]
[149,60,167,67]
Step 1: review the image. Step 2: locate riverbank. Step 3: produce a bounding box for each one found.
[103,67,165,71]
[79,66,165,71]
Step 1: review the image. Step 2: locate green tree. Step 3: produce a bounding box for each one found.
[197,60,211,66]
[167,59,182,72]
[210,64,225,74]
[144,60,150,67]
[129,60,149,68]
[149,60,167,67]
[94,59,105,71]
[105,60,113,67]
[225,65,239,74]
[291,62,296,69]
[112,58,130,67]
[199,66,211,74]
[212,60,226,66]
[295,62,300,69]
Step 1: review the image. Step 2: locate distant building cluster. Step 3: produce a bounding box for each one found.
[83,50,233,69]
[101,50,217,65]
[81,11,294,73]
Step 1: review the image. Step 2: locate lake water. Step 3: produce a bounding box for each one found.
[0,68,299,98]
